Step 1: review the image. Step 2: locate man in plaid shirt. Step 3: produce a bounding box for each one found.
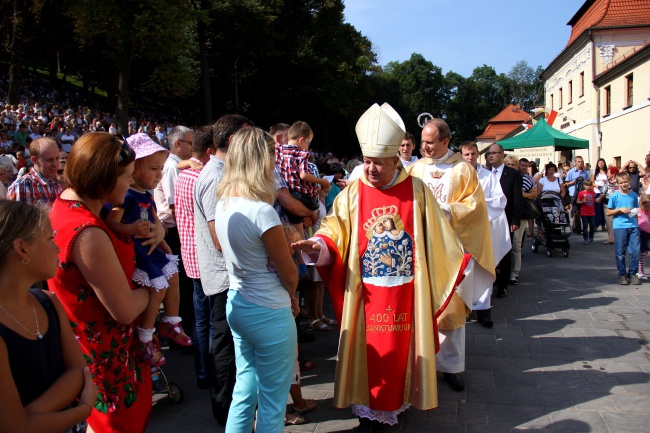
[7,137,62,208]
[174,125,215,390]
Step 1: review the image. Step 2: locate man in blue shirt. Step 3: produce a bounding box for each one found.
[564,156,590,197]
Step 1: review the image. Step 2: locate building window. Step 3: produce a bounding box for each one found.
[626,74,633,106]
[550,94,554,110]
[604,86,611,116]
[558,87,563,109]
[614,156,621,168]
[568,81,573,104]
[580,72,585,97]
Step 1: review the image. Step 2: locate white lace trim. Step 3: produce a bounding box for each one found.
[351,403,411,425]
[132,254,179,291]
[132,269,170,291]
[162,254,179,278]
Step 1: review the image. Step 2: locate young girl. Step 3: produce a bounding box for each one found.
[106,133,191,366]
[577,179,600,244]
[307,185,336,331]
[637,194,650,280]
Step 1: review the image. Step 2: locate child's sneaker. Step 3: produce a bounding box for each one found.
[159,321,192,346]
[638,273,649,280]
[140,339,166,366]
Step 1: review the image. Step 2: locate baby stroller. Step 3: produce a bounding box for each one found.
[531,191,571,257]
[151,363,184,405]
[151,316,184,406]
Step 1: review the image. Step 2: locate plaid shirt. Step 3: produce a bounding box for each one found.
[7,168,62,209]
[174,160,202,279]
[275,144,318,198]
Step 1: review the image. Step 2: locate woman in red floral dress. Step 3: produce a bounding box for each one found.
[49,132,161,433]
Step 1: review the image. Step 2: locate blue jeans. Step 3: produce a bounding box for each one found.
[193,279,214,381]
[581,215,595,241]
[614,228,640,276]
[226,290,296,433]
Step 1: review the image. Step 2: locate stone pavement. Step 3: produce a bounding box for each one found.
[147,230,650,433]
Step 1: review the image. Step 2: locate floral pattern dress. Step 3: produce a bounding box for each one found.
[49,198,152,433]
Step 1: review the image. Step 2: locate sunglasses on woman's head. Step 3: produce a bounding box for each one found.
[116,141,133,163]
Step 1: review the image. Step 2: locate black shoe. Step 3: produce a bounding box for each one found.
[297,332,316,343]
[496,287,508,298]
[476,310,493,328]
[443,372,465,391]
[352,417,385,433]
[508,277,519,285]
[197,377,210,389]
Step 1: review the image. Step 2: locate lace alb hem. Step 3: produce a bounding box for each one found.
[351,403,410,425]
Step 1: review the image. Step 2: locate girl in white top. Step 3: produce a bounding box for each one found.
[214,127,298,433]
[537,162,565,197]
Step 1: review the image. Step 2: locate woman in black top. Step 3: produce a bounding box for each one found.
[0,201,97,433]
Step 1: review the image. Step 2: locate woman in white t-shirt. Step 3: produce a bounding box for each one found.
[592,158,609,231]
[537,162,565,198]
[214,127,298,433]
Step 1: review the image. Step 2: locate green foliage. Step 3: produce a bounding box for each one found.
[378,53,448,135]
[0,1,545,156]
[508,60,545,111]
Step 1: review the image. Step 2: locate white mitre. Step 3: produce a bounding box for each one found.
[355,102,405,158]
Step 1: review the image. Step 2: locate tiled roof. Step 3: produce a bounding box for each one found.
[476,104,531,141]
[487,104,531,123]
[476,123,522,141]
[567,0,650,46]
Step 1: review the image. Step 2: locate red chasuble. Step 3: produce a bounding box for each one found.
[355,177,416,411]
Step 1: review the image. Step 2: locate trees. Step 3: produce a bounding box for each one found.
[508,60,544,112]
[60,0,197,133]
[445,65,511,145]
[378,53,448,135]
[0,2,545,155]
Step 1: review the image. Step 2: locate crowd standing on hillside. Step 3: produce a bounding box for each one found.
[1,81,650,433]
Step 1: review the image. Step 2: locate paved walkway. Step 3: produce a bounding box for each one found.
[147,230,650,432]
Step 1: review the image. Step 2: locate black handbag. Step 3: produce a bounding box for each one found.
[522,198,539,220]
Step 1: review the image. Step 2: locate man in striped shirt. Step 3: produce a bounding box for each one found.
[510,157,537,285]
[7,137,61,208]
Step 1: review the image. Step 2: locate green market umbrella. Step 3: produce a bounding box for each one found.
[497,118,589,151]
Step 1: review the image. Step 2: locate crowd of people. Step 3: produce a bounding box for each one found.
[1,82,650,433]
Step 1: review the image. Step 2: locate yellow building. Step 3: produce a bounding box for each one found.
[540,0,650,168]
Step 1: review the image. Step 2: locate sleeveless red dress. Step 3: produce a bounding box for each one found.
[49,197,152,433]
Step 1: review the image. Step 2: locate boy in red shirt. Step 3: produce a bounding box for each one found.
[577,179,601,244]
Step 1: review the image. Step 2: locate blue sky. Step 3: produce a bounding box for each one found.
[343,0,587,77]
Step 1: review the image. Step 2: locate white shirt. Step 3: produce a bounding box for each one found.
[400,156,418,168]
[491,163,504,181]
[476,164,511,266]
[214,198,290,309]
[154,153,181,228]
[538,176,562,193]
